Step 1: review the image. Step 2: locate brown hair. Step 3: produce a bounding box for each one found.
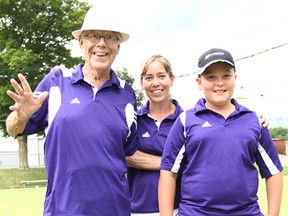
[140,54,174,82]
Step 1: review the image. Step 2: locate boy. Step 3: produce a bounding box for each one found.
[158,48,283,216]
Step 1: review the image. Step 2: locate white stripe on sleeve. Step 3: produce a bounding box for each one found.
[258,143,280,175]
[171,111,187,173]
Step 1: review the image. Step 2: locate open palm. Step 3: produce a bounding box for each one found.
[7,73,48,121]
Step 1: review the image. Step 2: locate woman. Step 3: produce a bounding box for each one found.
[127,54,183,215]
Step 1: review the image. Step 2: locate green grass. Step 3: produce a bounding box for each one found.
[282,166,288,175]
[0,187,46,216]
[0,167,287,215]
[0,167,47,189]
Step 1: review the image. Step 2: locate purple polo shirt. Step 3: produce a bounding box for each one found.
[22,64,137,216]
[128,100,183,213]
[161,98,283,216]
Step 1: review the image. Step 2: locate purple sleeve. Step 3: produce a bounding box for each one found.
[160,113,186,173]
[255,127,283,178]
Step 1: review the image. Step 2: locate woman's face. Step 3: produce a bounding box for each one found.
[141,60,174,104]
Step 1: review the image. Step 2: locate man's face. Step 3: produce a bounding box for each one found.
[79,30,120,71]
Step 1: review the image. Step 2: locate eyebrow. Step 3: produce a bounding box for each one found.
[83,31,117,35]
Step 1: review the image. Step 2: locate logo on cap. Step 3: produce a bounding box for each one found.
[204,52,225,60]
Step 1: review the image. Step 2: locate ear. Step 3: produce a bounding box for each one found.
[140,80,144,89]
[78,37,85,51]
[78,36,83,46]
[196,77,203,90]
[116,44,120,55]
[234,74,237,87]
[170,75,175,87]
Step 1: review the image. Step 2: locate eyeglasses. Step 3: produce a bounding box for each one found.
[81,33,120,44]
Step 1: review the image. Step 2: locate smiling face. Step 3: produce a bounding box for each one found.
[79,30,120,72]
[141,60,175,105]
[196,62,237,110]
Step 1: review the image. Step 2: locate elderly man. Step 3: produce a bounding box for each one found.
[6,7,136,216]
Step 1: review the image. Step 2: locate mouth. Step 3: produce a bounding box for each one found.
[151,89,163,95]
[93,52,108,57]
[214,89,226,93]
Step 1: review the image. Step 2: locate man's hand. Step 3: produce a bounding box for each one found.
[6,73,49,136]
[7,73,48,121]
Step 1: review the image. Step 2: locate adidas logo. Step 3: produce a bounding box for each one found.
[202,121,212,127]
[142,132,150,138]
[70,97,81,104]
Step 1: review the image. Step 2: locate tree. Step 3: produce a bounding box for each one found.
[0,0,91,169]
[17,135,29,168]
[116,67,145,107]
[270,127,288,140]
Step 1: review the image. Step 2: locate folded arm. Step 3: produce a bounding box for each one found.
[126,150,161,171]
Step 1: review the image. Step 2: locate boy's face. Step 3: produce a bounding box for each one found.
[196,62,236,108]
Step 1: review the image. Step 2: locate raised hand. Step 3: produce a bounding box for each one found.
[7,73,48,121]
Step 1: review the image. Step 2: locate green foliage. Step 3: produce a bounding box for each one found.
[0,0,91,136]
[270,127,288,140]
[134,89,145,107]
[116,67,145,107]
[116,67,135,85]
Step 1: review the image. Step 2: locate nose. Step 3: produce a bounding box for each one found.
[216,79,224,86]
[96,37,106,46]
[152,77,160,86]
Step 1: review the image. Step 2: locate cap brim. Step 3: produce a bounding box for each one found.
[198,60,235,75]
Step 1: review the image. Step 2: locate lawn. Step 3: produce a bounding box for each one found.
[0,176,287,216]
[0,187,46,216]
[0,167,47,188]
[0,167,287,215]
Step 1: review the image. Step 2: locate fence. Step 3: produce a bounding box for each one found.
[0,135,44,167]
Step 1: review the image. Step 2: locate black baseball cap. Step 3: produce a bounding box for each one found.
[198,48,235,75]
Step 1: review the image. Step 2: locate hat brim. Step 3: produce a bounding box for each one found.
[198,60,235,75]
[72,28,130,43]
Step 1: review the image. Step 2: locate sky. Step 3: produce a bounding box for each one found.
[73,0,288,127]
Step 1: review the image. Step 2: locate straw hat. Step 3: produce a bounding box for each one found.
[72,7,130,43]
